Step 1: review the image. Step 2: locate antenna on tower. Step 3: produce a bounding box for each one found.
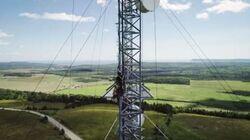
[103,0,159,139]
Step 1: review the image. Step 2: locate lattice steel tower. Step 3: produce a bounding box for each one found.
[117,0,143,139]
[104,0,158,139]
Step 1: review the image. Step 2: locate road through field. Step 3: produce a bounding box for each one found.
[0,107,82,140]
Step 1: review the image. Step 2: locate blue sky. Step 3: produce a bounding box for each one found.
[0,0,250,62]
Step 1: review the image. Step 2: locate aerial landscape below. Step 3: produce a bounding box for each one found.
[0,0,250,140]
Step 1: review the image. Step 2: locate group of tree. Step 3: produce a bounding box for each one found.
[0,88,173,114]
[74,77,100,83]
[143,76,190,85]
[142,102,173,115]
[225,90,250,97]
[1,88,250,120]
[174,107,250,120]
[3,72,32,77]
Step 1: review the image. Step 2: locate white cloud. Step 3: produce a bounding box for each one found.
[202,0,214,4]
[0,30,13,46]
[0,30,13,38]
[196,12,209,20]
[97,0,107,7]
[20,12,96,23]
[19,13,40,19]
[207,0,250,14]
[160,0,192,12]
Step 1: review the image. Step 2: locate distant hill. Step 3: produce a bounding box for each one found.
[191,59,250,63]
[0,62,53,70]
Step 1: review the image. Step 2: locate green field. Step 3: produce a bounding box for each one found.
[58,80,250,101]
[0,73,109,93]
[0,72,250,112]
[147,80,250,111]
[57,80,250,112]
[54,104,250,140]
[0,110,64,140]
[0,74,72,92]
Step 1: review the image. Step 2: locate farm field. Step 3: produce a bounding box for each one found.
[0,74,72,92]
[0,71,250,112]
[58,80,250,112]
[146,81,250,111]
[0,73,107,93]
[0,110,64,140]
[58,80,250,101]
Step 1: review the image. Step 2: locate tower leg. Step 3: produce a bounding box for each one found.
[118,0,143,139]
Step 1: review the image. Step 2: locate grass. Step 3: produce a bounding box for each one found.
[54,104,250,140]
[0,100,28,108]
[0,110,64,140]
[54,104,118,140]
[167,113,250,140]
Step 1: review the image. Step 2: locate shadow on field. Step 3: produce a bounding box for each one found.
[224,90,250,97]
[155,98,250,111]
[154,99,197,104]
[193,98,250,111]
